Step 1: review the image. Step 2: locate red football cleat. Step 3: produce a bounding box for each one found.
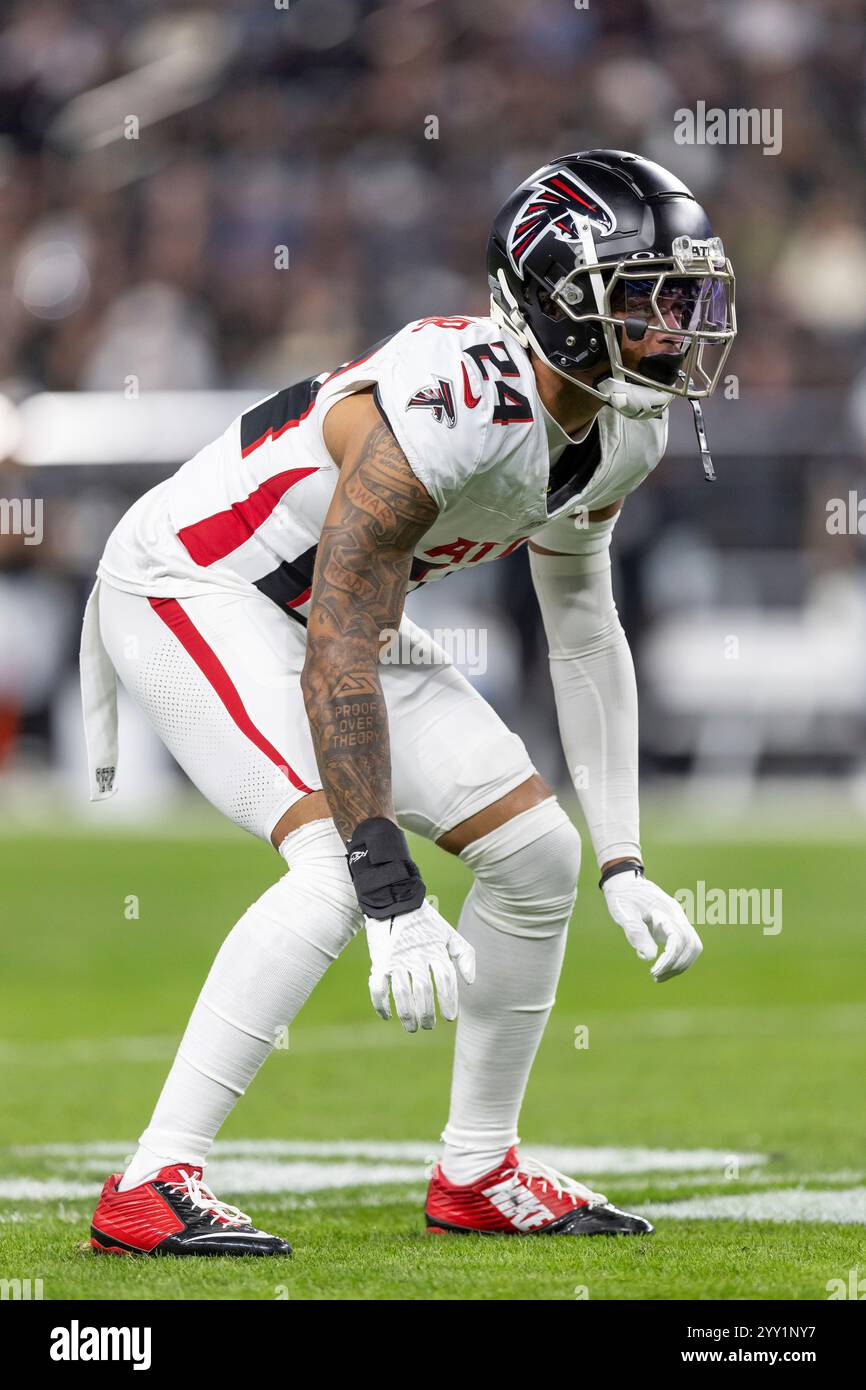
[425,1146,653,1236]
[90,1164,291,1256]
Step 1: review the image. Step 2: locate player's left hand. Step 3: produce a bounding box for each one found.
[602,872,702,982]
[365,901,476,1032]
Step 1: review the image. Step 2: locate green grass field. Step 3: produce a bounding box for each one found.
[1,818,864,1300]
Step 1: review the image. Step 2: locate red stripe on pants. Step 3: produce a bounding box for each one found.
[148,596,313,794]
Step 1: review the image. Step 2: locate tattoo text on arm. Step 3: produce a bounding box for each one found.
[301,418,437,842]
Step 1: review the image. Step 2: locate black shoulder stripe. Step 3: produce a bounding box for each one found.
[240,377,321,455]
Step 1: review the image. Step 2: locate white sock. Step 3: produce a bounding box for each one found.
[119,1142,180,1191]
[440,799,581,1186]
[119,819,360,1191]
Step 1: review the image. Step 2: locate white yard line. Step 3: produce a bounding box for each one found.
[3,1176,865,1227]
[2,1141,864,1224]
[0,1180,99,1200]
[642,1187,866,1225]
[9,1139,767,1175]
[0,1022,425,1066]
[2,999,862,1071]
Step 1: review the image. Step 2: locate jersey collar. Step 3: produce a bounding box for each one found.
[539,397,595,465]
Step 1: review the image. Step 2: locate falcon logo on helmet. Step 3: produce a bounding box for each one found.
[507,169,617,275]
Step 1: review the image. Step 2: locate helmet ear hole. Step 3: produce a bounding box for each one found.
[537,288,566,322]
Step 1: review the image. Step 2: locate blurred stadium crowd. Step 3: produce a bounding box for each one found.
[0,0,864,814]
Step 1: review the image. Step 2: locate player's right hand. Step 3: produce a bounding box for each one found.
[365,901,476,1033]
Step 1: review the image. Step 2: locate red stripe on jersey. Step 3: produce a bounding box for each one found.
[148,597,313,794]
[241,399,317,459]
[176,467,318,567]
[322,347,382,385]
[461,362,481,408]
[287,585,311,609]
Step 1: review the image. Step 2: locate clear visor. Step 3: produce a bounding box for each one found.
[552,253,737,398]
[611,273,732,337]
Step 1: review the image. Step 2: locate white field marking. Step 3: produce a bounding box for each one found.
[642,1187,866,1225]
[12,1142,139,1158]
[0,1037,178,1066]
[614,1169,865,1192]
[245,1188,431,1213]
[65,1156,779,1195]
[548,1002,866,1041]
[278,1022,453,1054]
[4,1178,866,1227]
[0,1021,431,1067]
[0,1180,98,1200]
[0,1167,422,1201]
[5,998,863,1071]
[2,1143,864,1225]
[525,1145,767,1175]
[183,1161,426,1194]
[1,1140,767,1205]
[9,1139,768,1175]
[0,1191,432,1221]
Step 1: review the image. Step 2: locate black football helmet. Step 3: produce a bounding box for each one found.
[487,151,736,472]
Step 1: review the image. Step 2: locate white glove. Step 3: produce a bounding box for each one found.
[603,869,702,982]
[365,901,476,1032]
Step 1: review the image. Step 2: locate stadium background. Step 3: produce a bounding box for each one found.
[1,0,865,1301]
[1,0,865,808]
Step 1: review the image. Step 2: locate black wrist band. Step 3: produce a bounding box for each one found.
[345,816,427,920]
[599,858,645,890]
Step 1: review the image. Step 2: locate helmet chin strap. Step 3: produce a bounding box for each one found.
[489,272,531,348]
[688,395,716,482]
[592,377,671,420]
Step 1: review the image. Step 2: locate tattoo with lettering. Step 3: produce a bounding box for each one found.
[301,418,438,842]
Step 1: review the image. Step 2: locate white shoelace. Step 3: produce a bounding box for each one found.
[168,1169,251,1228]
[501,1155,608,1209]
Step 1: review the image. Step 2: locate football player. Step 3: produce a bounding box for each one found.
[81,150,735,1254]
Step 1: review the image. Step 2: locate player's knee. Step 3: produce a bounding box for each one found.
[278,816,358,910]
[540,810,583,906]
[273,817,362,946]
[459,798,581,935]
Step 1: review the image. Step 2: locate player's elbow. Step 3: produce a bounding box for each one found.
[300,629,379,714]
[300,638,330,712]
[547,610,627,662]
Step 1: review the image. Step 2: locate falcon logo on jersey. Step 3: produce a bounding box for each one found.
[406,377,457,428]
[507,169,617,274]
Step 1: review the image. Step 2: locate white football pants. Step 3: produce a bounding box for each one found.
[93,580,578,1188]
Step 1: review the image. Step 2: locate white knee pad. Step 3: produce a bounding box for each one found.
[458,797,581,938]
[275,817,363,956]
[199,817,362,1037]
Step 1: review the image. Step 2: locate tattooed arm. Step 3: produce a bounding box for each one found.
[301,387,475,1031]
[301,389,438,843]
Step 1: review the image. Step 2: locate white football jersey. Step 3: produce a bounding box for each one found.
[98,314,668,620]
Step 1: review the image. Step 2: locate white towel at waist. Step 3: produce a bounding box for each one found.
[79,577,118,800]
